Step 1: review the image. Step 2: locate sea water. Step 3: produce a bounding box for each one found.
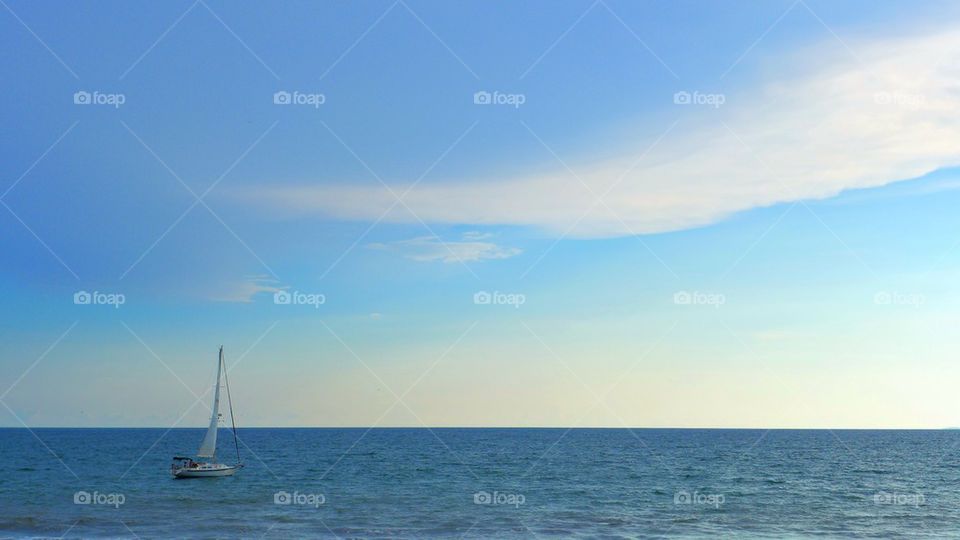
[1,428,958,538]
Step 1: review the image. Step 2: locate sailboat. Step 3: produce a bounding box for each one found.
[171,346,243,478]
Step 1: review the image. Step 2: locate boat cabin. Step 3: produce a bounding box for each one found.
[172,456,199,469]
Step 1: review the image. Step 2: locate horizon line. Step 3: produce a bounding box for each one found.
[1,426,957,430]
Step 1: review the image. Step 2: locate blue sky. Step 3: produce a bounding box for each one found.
[3,0,960,428]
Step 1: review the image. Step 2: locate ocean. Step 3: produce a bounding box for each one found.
[1,428,958,538]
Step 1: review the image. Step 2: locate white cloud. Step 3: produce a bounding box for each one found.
[368,234,521,263]
[461,231,494,241]
[240,29,960,238]
[210,275,285,303]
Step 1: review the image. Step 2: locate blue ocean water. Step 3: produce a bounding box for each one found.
[1,428,958,538]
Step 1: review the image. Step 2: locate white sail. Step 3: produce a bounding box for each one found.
[196,347,223,458]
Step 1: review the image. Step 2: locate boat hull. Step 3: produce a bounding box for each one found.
[172,464,239,478]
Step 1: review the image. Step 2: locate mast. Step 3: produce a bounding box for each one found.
[222,348,241,465]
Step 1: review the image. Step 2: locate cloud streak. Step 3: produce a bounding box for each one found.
[368,234,521,263]
[241,29,960,238]
[210,275,285,303]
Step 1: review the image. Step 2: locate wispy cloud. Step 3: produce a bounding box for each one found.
[239,29,960,238]
[210,275,285,303]
[368,233,521,263]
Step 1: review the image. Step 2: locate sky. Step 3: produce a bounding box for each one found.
[3,0,960,428]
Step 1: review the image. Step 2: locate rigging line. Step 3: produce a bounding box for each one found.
[221,346,241,465]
